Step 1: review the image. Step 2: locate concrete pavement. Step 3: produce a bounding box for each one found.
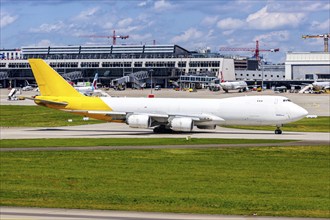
[1,207,326,220]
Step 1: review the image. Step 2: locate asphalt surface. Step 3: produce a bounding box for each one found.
[1,122,330,141]
[1,207,327,220]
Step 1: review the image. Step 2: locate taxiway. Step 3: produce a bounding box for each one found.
[1,207,326,220]
[1,122,329,142]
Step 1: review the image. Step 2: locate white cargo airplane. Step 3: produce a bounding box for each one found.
[26,59,308,134]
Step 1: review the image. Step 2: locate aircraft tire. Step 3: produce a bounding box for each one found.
[275,129,282,134]
[153,125,173,134]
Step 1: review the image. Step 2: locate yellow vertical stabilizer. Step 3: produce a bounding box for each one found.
[28,59,83,97]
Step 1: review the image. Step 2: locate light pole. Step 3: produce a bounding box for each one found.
[261,60,264,91]
[149,69,154,94]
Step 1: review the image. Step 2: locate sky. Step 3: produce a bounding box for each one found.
[1,0,329,63]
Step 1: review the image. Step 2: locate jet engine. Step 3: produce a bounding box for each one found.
[170,117,193,132]
[126,114,151,128]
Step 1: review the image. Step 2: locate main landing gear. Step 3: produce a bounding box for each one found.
[275,126,282,134]
[153,125,173,134]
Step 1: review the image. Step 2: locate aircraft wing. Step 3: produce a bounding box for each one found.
[64,110,225,123]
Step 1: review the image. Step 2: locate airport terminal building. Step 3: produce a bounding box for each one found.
[285,52,330,80]
[0,44,235,88]
[1,45,329,88]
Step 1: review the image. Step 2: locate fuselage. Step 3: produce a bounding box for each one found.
[74,86,94,94]
[38,95,308,127]
[220,81,247,91]
[312,81,330,90]
[100,95,307,126]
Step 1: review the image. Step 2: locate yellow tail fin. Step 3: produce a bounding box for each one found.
[28,59,83,97]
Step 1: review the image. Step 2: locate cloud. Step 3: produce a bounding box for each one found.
[30,21,66,33]
[246,6,305,30]
[35,39,52,46]
[74,7,100,21]
[154,0,174,11]
[217,6,305,31]
[138,0,152,7]
[138,1,147,7]
[253,31,290,42]
[222,30,234,36]
[217,18,244,29]
[103,22,114,30]
[310,19,330,31]
[0,11,18,28]
[202,16,218,26]
[130,33,153,44]
[304,2,330,11]
[118,18,133,28]
[171,28,203,43]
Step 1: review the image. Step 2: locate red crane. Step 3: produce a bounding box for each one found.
[219,40,279,61]
[82,30,129,45]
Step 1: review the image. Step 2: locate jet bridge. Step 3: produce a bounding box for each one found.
[62,71,83,81]
[111,71,149,89]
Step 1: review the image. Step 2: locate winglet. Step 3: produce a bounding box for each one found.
[28,59,83,97]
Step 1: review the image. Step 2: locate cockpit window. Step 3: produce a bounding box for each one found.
[283,99,291,102]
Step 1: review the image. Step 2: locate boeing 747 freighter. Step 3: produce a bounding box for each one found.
[26,59,308,134]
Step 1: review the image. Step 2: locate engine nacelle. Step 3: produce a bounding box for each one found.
[197,125,216,130]
[170,117,193,132]
[127,114,151,128]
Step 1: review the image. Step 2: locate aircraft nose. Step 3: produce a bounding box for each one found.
[291,105,308,120]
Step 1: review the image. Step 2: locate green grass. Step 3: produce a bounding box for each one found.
[0,138,290,148]
[0,105,102,127]
[225,116,330,133]
[1,146,329,217]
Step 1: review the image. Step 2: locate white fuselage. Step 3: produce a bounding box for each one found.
[312,81,330,90]
[220,81,247,92]
[100,95,307,126]
[74,86,94,94]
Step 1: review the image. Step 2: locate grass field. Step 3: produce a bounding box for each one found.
[1,105,329,132]
[1,146,329,217]
[0,105,102,127]
[0,138,291,148]
[1,105,329,217]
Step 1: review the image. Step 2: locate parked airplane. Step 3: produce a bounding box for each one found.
[74,73,98,95]
[312,81,330,91]
[22,80,37,91]
[219,72,248,93]
[220,81,248,93]
[311,74,330,91]
[26,59,308,134]
[299,75,330,93]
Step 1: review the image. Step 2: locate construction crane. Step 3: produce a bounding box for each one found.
[82,30,129,45]
[302,33,329,52]
[219,40,279,61]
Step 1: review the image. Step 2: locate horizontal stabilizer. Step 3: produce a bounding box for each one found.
[23,96,68,106]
